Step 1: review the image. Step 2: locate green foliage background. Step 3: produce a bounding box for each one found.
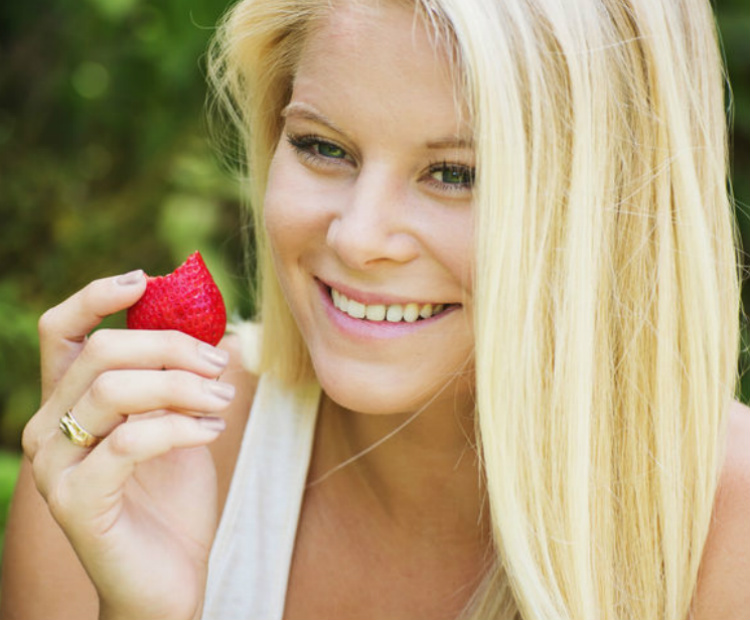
[0,0,748,546]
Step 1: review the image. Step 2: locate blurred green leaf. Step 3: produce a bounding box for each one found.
[0,0,246,453]
[0,450,22,557]
[0,0,748,467]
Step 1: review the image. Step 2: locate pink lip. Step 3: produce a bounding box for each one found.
[315,279,459,341]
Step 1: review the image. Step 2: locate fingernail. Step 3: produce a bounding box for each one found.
[204,379,235,401]
[198,342,229,369]
[198,416,226,432]
[116,270,144,286]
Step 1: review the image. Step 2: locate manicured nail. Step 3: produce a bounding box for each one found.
[116,270,144,286]
[204,379,235,401]
[198,342,229,369]
[198,416,226,432]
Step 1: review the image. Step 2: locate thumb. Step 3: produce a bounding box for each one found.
[39,270,147,398]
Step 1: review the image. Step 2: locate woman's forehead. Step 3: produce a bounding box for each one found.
[289,1,470,140]
[294,2,466,109]
[299,0,448,65]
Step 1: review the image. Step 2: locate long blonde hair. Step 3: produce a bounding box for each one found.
[207,0,740,618]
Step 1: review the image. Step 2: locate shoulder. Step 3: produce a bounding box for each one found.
[209,330,261,515]
[692,400,750,619]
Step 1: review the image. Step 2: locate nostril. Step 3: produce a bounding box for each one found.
[327,214,420,269]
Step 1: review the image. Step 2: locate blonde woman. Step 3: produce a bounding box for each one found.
[3,0,749,619]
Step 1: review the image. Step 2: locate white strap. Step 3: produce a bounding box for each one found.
[202,373,320,620]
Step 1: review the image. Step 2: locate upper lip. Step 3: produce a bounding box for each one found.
[318,277,458,307]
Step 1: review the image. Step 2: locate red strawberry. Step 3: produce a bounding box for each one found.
[127,251,227,345]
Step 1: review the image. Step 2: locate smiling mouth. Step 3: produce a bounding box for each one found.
[327,285,454,323]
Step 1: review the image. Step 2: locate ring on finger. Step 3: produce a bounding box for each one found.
[59,409,103,448]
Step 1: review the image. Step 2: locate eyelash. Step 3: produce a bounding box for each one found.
[425,161,476,194]
[285,133,475,195]
[286,134,352,169]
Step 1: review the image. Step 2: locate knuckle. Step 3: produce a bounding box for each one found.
[29,442,55,501]
[37,307,61,338]
[21,407,59,463]
[87,371,119,407]
[165,414,189,436]
[83,329,113,361]
[166,368,193,393]
[46,475,74,523]
[160,414,196,446]
[76,334,106,372]
[21,416,42,460]
[162,329,189,352]
[78,278,105,309]
[108,422,137,456]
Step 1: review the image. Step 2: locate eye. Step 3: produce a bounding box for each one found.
[316,141,346,159]
[426,162,475,194]
[431,164,474,185]
[286,133,353,166]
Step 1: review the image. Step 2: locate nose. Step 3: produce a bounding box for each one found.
[326,165,419,270]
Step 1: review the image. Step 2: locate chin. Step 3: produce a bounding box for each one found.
[310,352,474,417]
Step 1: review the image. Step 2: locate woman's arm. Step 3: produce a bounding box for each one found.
[1,458,100,619]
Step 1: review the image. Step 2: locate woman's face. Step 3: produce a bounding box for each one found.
[264,0,475,416]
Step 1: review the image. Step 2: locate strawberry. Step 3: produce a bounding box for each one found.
[127,251,227,346]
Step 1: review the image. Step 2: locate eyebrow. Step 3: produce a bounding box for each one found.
[425,137,474,150]
[281,101,474,150]
[281,102,346,135]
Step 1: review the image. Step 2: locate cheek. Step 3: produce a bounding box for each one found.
[422,208,474,292]
[263,152,327,258]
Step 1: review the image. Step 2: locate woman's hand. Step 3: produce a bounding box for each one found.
[21,270,235,620]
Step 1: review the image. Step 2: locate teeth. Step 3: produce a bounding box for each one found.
[347,299,366,319]
[330,288,447,323]
[365,304,386,321]
[386,304,403,322]
[403,303,419,323]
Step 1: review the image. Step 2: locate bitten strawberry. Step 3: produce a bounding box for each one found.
[127,251,227,345]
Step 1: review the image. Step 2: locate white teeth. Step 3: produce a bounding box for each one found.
[347,299,366,319]
[330,288,447,323]
[403,303,419,323]
[365,304,387,321]
[386,304,404,322]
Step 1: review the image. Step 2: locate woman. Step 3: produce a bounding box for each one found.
[2,0,749,618]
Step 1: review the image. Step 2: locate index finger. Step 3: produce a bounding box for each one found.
[39,270,147,400]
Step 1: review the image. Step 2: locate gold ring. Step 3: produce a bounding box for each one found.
[59,410,102,448]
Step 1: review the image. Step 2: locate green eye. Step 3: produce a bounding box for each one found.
[316,142,346,159]
[287,133,355,169]
[431,164,475,186]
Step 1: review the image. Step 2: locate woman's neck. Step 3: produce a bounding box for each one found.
[308,385,489,550]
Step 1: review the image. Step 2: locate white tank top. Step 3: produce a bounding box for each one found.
[201,324,321,620]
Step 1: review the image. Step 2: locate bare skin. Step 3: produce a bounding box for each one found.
[2,316,749,620]
[0,333,255,620]
[283,385,492,620]
[691,401,750,617]
[0,273,489,620]
[0,275,257,620]
[0,265,747,620]
[0,267,492,620]
[2,1,749,618]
